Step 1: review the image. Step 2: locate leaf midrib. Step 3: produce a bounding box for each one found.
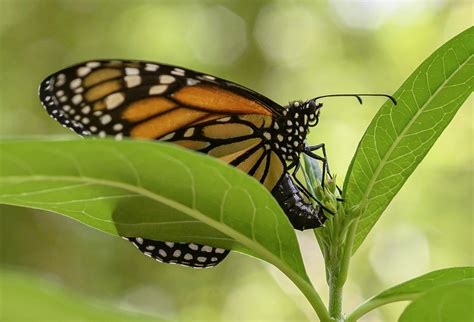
[0,174,309,283]
[359,52,472,208]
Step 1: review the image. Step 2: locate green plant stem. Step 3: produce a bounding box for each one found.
[328,214,360,320]
[290,276,332,322]
[328,276,343,320]
[346,294,420,322]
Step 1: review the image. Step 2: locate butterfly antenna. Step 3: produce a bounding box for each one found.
[312,93,397,105]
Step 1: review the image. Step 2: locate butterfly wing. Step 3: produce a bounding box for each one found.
[39,60,287,268]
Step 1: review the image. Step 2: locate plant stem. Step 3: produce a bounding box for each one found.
[289,276,333,322]
[328,213,360,320]
[346,294,420,322]
[328,274,344,320]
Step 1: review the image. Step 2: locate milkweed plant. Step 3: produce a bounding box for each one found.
[0,28,472,321]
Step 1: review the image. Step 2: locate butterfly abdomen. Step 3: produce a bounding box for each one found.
[271,173,326,230]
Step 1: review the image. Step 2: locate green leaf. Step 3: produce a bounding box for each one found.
[0,269,161,321]
[344,27,474,252]
[0,138,308,282]
[399,279,474,322]
[347,267,474,321]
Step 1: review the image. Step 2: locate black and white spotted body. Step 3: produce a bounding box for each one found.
[270,101,321,163]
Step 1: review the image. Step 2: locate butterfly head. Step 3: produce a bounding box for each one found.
[302,100,323,127]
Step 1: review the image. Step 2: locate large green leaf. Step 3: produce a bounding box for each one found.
[0,138,308,282]
[344,27,473,252]
[0,269,162,321]
[347,267,474,321]
[398,279,474,322]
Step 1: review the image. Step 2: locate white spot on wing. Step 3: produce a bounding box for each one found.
[159,75,175,84]
[145,63,159,71]
[72,94,82,105]
[77,67,91,77]
[81,106,91,114]
[186,78,200,86]
[149,85,167,95]
[125,75,141,88]
[160,132,174,141]
[105,93,124,109]
[86,61,101,68]
[70,78,82,89]
[55,74,66,86]
[100,114,112,125]
[125,67,139,75]
[183,128,194,138]
[171,68,185,76]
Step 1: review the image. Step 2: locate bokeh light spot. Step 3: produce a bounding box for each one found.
[254,4,319,66]
[369,224,430,285]
[187,6,247,66]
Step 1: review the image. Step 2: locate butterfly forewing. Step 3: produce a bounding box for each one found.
[39,60,292,268]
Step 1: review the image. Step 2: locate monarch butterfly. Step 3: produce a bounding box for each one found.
[39,60,395,268]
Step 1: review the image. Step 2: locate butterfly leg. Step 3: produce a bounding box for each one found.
[288,159,335,216]
[303,143,330,188]
[124,237,229,268]
[304,143,343,197]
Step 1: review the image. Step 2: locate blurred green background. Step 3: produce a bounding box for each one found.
[0,0,472,321]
